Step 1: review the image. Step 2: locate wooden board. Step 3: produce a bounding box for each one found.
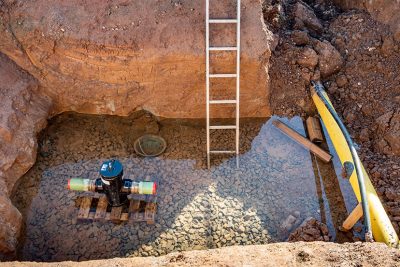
[76,196,157,224]
[145,202,156,224]
[273,120,332,163]
[94,197,108,221]
[110,206,123,222]
[306,116,324,143]
[77,197,92,219]
[341,203,363,231]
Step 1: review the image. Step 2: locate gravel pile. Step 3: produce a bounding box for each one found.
[12,113,346,261]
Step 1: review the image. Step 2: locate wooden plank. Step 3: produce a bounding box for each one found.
[272,120,332,163]
[130,200,145,222]
[76,196,156,224]
[77,197,92,219]
[306,116,324,143]
[341,203,363,231]
[110,206,123,222]
[145,202,157,224]
[94,197,108,221]
[120,213,129,221]
[129,199,141,213]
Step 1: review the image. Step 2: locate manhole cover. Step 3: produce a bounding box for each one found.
[134,134,167,157]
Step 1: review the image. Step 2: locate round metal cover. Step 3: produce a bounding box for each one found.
[134,134,167,157]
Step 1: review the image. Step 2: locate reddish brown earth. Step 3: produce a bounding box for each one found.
[266,0,400,235]
[0,53,51,253]
[0,0,273,254]
[1,0,400,264]
[0,0,271,118]
[333,0,400,41]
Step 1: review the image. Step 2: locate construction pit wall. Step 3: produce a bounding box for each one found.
[0,0,273,118]
[0,0,274,255]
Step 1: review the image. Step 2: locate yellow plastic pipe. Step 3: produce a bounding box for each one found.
[311,89,399,248]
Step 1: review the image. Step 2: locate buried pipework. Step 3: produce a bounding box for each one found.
[311,81,373,242]
[67,159,156,207]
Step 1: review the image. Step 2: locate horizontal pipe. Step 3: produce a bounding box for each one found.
[67,178,95,191]
[67,178,157,195]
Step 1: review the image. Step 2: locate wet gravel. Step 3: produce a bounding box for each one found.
[11,112,352,261]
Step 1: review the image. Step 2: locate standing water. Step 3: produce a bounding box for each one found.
[11,112,358,261]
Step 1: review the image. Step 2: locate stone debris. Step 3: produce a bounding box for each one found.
[269,1,400,237]
[10,114,339,261]
[313,40,343,78]
[297,47,319,69]
[293,2,323,34]
[288,217,330,242]
[290,30,310,46]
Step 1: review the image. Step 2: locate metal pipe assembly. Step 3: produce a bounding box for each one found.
[67,159,157,207]
[311,81,373,241]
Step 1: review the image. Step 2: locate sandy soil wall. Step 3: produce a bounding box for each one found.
[0,0,272,118]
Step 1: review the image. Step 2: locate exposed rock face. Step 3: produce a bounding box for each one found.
[384,113,400,155]
[0,54,51,195]
[0,194,22,254]
[290,30,310,46]
[0,53,51,254]
[0,0,273,118]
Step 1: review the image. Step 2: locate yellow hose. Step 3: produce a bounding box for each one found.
[311,89,399,248]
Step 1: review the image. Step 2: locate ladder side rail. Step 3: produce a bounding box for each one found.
[206,0,211,168]
[235,0,241,167]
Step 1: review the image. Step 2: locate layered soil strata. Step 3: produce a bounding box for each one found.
[0,0,272,118]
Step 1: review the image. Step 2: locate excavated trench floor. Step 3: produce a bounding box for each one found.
[12,112,359,261]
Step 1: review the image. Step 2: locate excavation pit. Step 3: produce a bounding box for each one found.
[11,112,359,261]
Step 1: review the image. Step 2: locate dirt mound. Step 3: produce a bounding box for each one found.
[288,217,331,242]
[2,242,400,267]
[265,0,400,235]
[327,11,400,234]
[333,0,400,41]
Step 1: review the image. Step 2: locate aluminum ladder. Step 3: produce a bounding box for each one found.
[205,0,241,169]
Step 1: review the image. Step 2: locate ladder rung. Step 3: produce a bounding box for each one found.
[210,125,237,130]
[209,19,237,24]
[209,74,237,78]
[209,100,237,104]
[209,150,236,154]
[209,47,237,51]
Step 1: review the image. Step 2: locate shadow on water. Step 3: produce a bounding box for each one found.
[11,112,357,261]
